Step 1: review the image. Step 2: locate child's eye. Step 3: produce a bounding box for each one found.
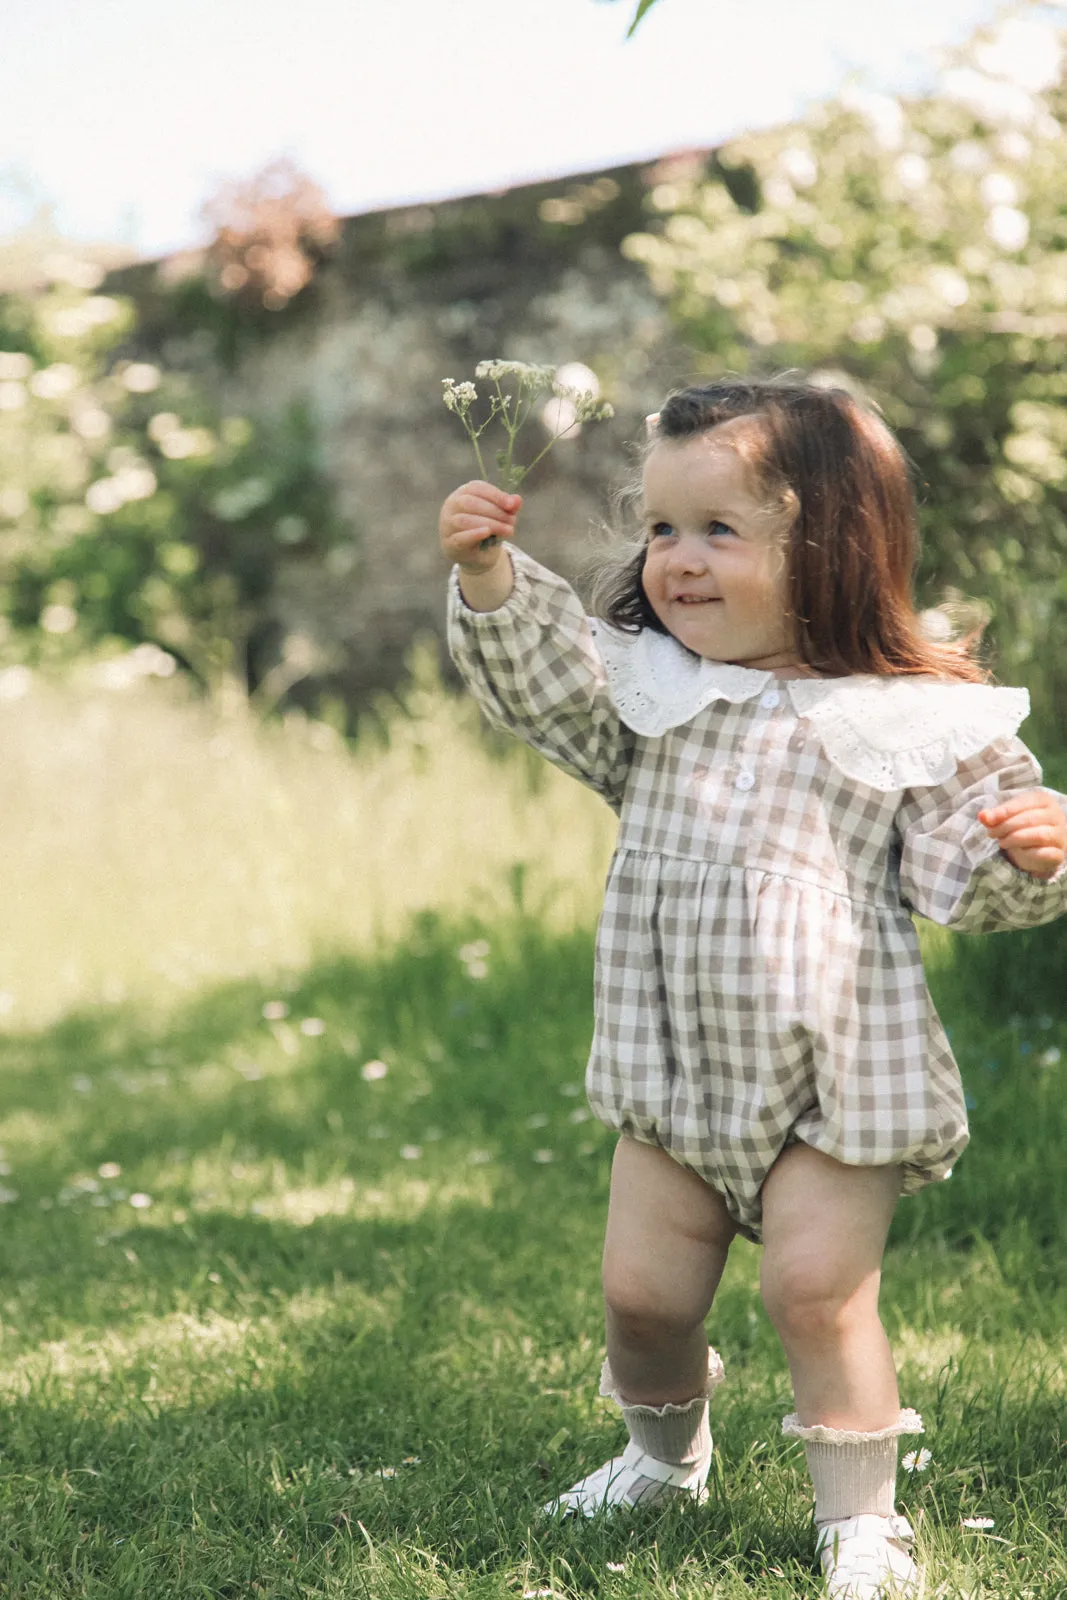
[649,522,674,539]
[707,519,735,538]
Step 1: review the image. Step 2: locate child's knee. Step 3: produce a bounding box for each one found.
[759,1251,875,1346]
[602,1258,697,1342]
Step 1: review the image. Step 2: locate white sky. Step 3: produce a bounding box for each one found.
[0,0,1011,258]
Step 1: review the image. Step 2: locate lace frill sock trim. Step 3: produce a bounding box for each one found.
[781,1408,923,1446]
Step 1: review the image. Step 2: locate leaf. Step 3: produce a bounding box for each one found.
[627,0,662,37]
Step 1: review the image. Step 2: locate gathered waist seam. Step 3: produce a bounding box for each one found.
[611,844,900,912]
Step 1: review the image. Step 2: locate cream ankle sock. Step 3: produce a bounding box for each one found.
[598,1347,725,1501]
[782,1409,924,1524]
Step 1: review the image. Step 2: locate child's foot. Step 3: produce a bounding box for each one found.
[815,1514,919,1598]
[543,1439,710,1516]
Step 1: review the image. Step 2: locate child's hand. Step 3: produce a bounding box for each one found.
[978,790,1067,878]
[439,481,522,573]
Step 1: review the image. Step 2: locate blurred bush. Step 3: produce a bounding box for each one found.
[200,156,340,312]
[622,10,1067,745]
[0,246,347,707]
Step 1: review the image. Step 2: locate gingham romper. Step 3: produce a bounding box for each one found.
[448,548,1067,1240]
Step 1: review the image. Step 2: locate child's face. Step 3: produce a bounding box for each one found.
[640,421,798,670]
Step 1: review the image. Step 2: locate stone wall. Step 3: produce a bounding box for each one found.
[119,159,703,705]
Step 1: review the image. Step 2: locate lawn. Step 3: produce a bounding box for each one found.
[0,670,1062,1597]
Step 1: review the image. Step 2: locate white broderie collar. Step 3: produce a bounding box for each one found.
[589,619,1030,791]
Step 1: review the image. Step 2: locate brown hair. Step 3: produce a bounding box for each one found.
[591,379,985,681]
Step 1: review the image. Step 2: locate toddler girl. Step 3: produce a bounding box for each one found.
[438,380,1067,1599]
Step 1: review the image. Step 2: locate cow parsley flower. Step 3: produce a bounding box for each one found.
[441,358,613,493]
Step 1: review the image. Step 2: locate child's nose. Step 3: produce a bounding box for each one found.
[666,534,709,573]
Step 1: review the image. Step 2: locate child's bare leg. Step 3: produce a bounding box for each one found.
[602,1135,737,1402]
[545,1136,736,1514]
[759,1143,901,1428]
[760,1143,920,1597]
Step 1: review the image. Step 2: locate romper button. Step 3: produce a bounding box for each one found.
[735,769,756,791]
[759,689,781,709]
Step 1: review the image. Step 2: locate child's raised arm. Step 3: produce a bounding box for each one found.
[439,480,522,612]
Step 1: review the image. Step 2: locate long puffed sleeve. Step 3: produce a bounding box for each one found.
[447,545,636,812]
[897,736,1067,932]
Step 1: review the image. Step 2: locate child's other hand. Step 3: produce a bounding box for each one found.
[439,481,522,572]
[978,789,1067,878]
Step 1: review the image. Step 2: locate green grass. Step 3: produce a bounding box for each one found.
[0,675,1063,1595]
[0,911,1060,1597]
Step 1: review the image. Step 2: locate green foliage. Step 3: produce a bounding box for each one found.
[0,255,348,704]
[621,11,1067,743]
[625,0,664,36]
[594,0,665,40]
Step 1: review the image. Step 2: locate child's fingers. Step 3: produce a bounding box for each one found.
[977,790,1053,827]
[1002,843,1064,878]
[448,483,522,520]
[451,509,516,539]
[989,822,1062,851]
[440,487,521,547]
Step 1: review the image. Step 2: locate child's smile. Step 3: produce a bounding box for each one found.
[640,421,800,671]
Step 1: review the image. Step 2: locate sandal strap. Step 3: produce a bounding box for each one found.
[816,1514,914,1553]
[617,1440,703,1485]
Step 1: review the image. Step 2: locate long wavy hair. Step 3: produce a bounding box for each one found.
[590,379,986,681]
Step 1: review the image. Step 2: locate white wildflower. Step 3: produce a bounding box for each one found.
[29,363,77,400]
[262,1000,289,1020]
[474,359,555,386]
[40,604,78,636]
[399,1145,422,1161]
[446,357,611,486]
[1038,1046,1061,1067]
[986,206,1030,251]
[300,1017,326,1037]
[128,1192,153,1210]
[895,154,929,192]
[361,1059,389,1081]
[0,352,32,380]
[441,378,478,413]
[981,171,1020,208]
[961,1516,995,1530]
[901,1448,932,1472]
[122,363,161,393]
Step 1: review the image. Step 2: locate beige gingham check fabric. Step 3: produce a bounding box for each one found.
[448,549,1067,1240]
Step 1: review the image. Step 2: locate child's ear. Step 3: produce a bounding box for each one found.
[645,413,661,439]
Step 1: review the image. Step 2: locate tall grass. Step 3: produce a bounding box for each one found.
[0,657,614,1027]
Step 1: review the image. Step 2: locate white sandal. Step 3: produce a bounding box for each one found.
[815,1513,919,1599]
[543,1438,711,1516]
